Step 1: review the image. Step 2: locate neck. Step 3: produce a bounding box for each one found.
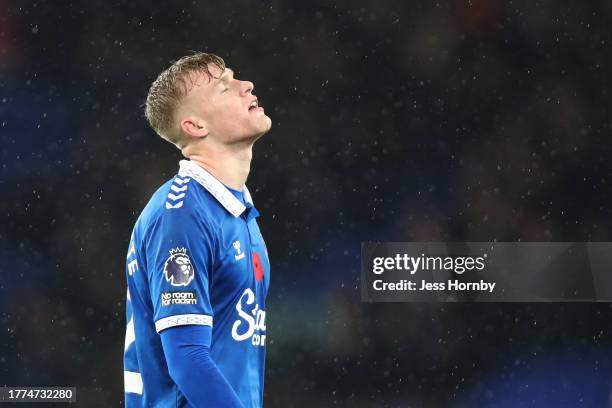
[182,139,254,190]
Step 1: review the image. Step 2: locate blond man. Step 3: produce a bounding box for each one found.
[124,52,272,407]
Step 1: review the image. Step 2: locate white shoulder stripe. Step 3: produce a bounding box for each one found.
[173,177,190,185]
[124,371,143,395]
[170,184,188,193]
[154,314,213,333]
[165,175,191,209]
[167,192,185,201]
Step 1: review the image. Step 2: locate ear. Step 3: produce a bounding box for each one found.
[180,117,209,139]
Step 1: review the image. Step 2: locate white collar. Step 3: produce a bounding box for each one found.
[178,160,253,218]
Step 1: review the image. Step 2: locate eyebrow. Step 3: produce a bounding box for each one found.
[219,68,234,83]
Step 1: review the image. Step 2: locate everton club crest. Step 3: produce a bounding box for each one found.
[164,247,195,286]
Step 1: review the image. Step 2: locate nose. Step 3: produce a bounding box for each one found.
[240,80,254,96]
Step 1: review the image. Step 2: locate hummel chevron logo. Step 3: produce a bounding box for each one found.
[166,175,191,209]
[170,184,188,193]
[174,177,190,185]
[166,201,184,209]
[167,193,185,201]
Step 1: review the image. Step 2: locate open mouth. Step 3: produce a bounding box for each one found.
[248,99,264,113]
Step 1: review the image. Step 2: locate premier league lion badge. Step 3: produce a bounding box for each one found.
[164,247,195,286]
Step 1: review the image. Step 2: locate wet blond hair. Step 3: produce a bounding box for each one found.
[144,52,225,147]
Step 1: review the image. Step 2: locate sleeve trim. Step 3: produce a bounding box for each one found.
[124,370,143,395]
[155,314,213,333]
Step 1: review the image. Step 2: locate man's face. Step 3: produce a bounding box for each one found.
[181,64,272,144]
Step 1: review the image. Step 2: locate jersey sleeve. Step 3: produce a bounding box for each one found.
[160,325,244,407]
[145,207,217,333]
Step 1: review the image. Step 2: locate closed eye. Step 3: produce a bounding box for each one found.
[221,87,229,93]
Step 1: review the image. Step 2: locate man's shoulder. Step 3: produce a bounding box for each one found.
[136,174,222,232]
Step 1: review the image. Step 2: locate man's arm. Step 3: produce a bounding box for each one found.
[160,325,243,407]
[145,192,241,406]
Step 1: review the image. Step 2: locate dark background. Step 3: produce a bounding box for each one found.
[2,0,612,406]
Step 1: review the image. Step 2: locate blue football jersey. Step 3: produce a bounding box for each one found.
[124,160,270,407]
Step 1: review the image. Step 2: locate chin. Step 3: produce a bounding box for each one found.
[229,116,272,144]
[252,116,272,139]
[260,115,272,133]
